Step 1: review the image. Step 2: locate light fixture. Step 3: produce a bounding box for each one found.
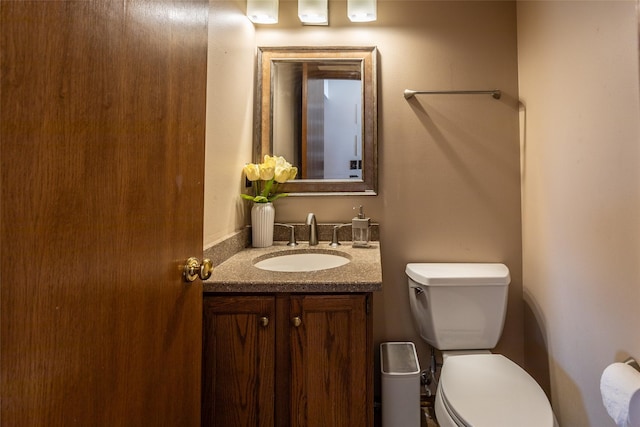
[347,0,376,22]
[298,0,328,25]
[247,0,279,24]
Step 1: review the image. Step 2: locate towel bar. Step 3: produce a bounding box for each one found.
[404,89,501,100]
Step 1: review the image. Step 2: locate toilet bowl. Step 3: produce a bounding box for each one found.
[406,263,557,427]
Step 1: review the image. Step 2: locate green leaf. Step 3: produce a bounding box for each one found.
[268,193,289,202]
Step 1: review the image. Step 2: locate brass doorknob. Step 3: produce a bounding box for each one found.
[260,317,269,327]
[183,257,213,282]
[292,316,302,327]
[199,259,213,280]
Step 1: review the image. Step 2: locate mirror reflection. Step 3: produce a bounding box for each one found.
[256,47,377,194]
[272,61,363,180]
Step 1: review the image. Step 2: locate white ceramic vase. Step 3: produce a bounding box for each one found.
[251,202,275,248]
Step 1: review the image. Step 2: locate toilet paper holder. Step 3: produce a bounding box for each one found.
[624,357,640,373]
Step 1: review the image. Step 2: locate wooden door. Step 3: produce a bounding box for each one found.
[202,296,276,426]
[1,1,208,425]
[289,294,372,427]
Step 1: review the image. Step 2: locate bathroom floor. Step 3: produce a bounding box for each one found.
[373,396,438,426]
[422,400,439,427]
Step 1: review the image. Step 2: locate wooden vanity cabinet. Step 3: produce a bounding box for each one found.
[202,293,373,427]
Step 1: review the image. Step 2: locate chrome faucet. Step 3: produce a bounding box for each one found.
[306,213,318,246]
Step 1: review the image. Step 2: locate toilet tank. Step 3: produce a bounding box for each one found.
[406,263,510,351]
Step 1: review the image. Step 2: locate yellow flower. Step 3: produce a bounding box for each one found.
[243,163,260,181]
[274,166,289,183]
[289,166,298,180]
[241,155,298,203]
[263,155,277,167]
[269,155,296,183]
[259,163,275,181]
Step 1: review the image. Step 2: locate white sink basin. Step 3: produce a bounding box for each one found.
[254,252,350,272]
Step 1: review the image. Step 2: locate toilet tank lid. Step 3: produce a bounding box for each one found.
[406,263,510,286]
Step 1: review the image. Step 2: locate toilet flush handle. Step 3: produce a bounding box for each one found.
[410,285,424,295]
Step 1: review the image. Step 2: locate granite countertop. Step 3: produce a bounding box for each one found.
[203,241,382,293]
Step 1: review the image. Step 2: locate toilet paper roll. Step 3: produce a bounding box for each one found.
[600,362,640,427]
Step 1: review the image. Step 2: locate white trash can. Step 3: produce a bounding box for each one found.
[381,342,421,427]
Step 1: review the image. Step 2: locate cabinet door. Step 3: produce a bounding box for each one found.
[290,294,372,427]
[202,296,275,427]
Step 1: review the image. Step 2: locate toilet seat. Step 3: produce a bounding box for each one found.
[436,354,555,427]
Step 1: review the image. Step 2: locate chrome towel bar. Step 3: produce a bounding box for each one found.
[404,89,501,100]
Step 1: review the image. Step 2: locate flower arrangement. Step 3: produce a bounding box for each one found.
[241,155,298,203]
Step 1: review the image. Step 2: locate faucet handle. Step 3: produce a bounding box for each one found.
[275,223,298,246]
[329,223,351,247]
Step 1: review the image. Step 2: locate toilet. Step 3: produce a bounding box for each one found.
[406,263,557,427]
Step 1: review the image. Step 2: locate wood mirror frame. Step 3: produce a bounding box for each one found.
[255,46,378,195]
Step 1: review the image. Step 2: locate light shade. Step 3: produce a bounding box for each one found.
[347,0,376,22]
[298,0,328,25]
[247,0,279,24]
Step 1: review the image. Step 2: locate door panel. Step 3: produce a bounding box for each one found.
[1,1,208,425]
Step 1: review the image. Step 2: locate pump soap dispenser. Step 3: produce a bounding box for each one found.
[352,206,371,248]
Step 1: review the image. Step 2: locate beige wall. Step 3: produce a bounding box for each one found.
[262,0,525,368]
[206,0,524,380]
[517,1,640,426]
[204,0,256,245]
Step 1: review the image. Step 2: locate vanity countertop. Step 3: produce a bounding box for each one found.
[203,242,382,293]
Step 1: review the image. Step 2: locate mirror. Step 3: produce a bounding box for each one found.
[255,46,377,194]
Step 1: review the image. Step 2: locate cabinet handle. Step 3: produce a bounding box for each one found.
[259,316,269,327]
[291,316,302,327]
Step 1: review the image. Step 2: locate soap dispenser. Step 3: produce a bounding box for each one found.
[351,206,371,248]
